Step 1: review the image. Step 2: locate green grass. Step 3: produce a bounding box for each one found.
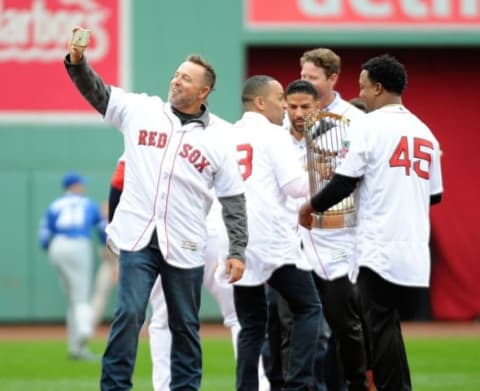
[0,336,479,390]
[405,337,480,391]
[0,337,236,391]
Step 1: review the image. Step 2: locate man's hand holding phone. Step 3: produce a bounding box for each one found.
[69,27,91,64]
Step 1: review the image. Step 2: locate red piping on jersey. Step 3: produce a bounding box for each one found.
[131,213,155,251]
[162,130,187,260]
[160,104,180,259]
[162,111,205,259]
[307,230,329,279]
[130,103,175,252]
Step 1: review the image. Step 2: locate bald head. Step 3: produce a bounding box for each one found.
[241,75,276,105]
[241,75,286,125]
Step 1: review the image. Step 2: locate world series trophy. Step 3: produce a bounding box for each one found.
[303,111,356,229]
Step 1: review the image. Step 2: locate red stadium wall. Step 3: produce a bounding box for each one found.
[247,47,480,320]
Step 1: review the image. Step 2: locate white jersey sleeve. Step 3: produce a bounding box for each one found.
[213,148,245,198]
[336,105,443,286]
[429,137,443,196]
[335,117,370,178]
[208,120,245,198]
[105,86,163,133]
[281,175,309,199]
[269,127,307,189]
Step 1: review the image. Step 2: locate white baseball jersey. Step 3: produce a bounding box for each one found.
[284,135,307,232]
[336,104,443,287]
[301,93,366,281]
[232,112,311,286]
[324,92,365,122]
[104,87,245,269]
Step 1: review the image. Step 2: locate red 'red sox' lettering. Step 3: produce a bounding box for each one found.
[179,143,211,173]
[137,130,168,148]
[138,130,148,145]
[137,133,210,173]
[148,132,157,146]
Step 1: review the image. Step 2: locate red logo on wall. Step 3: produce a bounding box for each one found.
[0,0,129,121]
[246,0,480,29]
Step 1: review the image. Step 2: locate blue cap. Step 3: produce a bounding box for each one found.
[62,171,86,189]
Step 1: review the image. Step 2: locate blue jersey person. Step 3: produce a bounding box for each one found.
[38,171,106,360]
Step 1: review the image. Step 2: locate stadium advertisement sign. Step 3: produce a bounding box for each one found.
[0,0,130,122]
[246,0,480,29]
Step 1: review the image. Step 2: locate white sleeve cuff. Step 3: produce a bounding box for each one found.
[281,175,309,199]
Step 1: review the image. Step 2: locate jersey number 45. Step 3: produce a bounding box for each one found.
[389,136,433,180]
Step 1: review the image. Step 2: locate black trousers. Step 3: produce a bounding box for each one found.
[358,267,413,391]
[262,285,286,391]
[234,265,322,391]
[313,274,369,391]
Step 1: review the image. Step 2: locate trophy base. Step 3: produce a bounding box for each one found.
[312,210,356,229]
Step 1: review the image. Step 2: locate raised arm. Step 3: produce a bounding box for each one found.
[63,27,111,116]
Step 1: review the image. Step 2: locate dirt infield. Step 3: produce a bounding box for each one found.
[1,321,480,341]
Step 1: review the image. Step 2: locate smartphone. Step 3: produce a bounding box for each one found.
[72,29,90,47]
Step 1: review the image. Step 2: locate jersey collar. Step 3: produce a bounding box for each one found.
[323,91,342,112]
[166,103,210,129]
[378,104,408,114]
[242,111,272,125]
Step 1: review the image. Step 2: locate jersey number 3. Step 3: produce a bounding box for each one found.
[389,136,433,179]
[236,144,253,180]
